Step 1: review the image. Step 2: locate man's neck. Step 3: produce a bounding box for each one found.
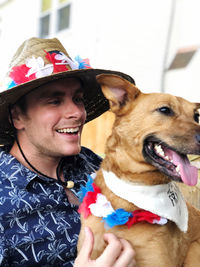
[9,141,80,205]
[9,141,61,179]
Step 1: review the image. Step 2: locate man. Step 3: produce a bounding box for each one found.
[0,37,136,266]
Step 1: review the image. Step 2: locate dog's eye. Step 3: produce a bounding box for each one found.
[157,106,174,116]
[194,113,200,124]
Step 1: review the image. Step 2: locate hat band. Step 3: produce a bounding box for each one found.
[5,51,91,90]
[25,62,72,78]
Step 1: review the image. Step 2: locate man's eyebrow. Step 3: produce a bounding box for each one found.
[36,91,64,100]
[74,87,84,94]
[39,88,83,99]
[46,91,65,98]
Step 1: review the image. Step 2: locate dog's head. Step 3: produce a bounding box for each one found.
[97,74,200,186]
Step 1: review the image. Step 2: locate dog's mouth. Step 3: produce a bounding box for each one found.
[143,137,198,186]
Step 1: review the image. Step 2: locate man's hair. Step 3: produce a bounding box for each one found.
[14,94,28,115]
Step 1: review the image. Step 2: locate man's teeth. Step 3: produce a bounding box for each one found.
[154,144,181,174]
[57,127,79,133]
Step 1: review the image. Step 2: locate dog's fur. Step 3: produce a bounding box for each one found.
[78,74,200,266]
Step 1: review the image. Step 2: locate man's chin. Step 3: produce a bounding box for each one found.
[62,146,81,157]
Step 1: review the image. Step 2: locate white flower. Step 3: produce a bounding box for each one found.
[89,193,114,217]
[55,52,79,70]
[25,56,53,78]
[153,217,168,225]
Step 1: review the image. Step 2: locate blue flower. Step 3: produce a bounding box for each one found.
[103,209,132,228]
[74,56,91,69]
[78,175,94,202]
[7,79,17,89]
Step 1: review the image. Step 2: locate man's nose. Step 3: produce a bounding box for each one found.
[64,100,85,118]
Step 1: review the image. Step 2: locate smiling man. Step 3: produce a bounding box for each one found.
[0,37,136,266]
[10,78,86,167]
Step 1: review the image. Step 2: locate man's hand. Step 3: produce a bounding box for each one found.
[74,227,136,267]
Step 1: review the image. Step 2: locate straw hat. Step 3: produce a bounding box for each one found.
[0,37,135,145]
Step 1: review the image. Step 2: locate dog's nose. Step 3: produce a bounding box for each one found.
[195,133,200,144]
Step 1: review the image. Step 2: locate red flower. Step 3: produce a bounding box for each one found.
[45,51,69,73]
[9,64,36,85]
[78,183,101,218]
[126,210,161,228]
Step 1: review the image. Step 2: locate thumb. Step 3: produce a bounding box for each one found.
[78,226,94,259]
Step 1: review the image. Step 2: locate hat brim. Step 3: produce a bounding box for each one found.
[0,68,135,145]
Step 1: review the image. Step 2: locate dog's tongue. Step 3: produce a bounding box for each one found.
[165,149,198,186]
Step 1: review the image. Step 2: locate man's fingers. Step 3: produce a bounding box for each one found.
[77,227,94,259]
[97,233,123,265]
[113,238,136,267]
[75,230,137,267]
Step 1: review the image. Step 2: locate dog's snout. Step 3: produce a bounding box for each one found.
[196,133,200,144]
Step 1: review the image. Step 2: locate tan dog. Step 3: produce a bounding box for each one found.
[78,74,200,266]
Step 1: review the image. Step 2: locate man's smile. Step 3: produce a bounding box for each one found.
[56,125,81,134]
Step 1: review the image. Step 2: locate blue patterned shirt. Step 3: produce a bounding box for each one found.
[0,146,102,266]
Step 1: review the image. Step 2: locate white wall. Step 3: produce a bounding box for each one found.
[164,0,200,102]
[0,0,40,79]
[0,0,199,102]
[64,0,173,93]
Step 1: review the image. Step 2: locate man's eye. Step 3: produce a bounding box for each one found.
[73,96,84,104]
[48,99,61,105]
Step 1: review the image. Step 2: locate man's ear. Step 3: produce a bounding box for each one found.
[10,106,25,130]
[96,74,141,114]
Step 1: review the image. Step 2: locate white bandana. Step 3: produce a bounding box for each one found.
[102,170,188,232]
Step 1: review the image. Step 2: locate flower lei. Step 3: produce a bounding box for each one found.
[78,175,168,228]
[6,51,91,89]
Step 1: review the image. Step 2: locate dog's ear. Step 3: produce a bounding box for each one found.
[97,74,140,113]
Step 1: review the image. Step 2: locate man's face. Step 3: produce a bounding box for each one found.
[15,78,87,158]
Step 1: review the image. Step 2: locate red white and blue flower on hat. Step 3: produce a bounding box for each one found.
[78,174,168,228]
[6,50,91,90]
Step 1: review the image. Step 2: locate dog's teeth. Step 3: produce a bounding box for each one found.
[155,144,165,157]
[176,165,181,174]
[155,145,162,152]
[165,156,169,160]
[155,144,161,151]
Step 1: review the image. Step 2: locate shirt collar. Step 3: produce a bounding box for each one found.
[0,148,55,189]
[0,146,101,192]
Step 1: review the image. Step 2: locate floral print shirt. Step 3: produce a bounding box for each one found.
[0,146,102,267]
